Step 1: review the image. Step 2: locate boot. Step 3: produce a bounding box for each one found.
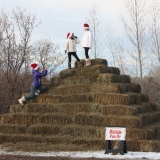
[18,96,26,105]
[78,61,83,68]
[35,89,40,95]
[85,58,92,67]
[68,63,71,69]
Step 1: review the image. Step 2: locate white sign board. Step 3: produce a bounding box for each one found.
[105,127,126,141]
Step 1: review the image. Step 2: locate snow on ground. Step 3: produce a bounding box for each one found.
[0,146,160,160]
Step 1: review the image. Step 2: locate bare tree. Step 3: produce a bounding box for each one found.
[0,8,39,113]
[120,0,148,79]
[0,8,67,113]
[149,0,160,65]
[105,26,126,74]
[31,39,66,78]
[86,0,103,59]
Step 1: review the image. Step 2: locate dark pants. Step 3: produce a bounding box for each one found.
[68,52,80,64]
[25,85,46,100]
[84,47,90,59]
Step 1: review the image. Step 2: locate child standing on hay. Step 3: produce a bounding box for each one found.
[18,63,48,105]
[65,32,83,69]
[82,23,93,67]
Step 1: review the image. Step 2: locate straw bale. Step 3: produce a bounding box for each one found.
[62,94,93,103]
[23,103,59,113]
[149,102,160,111]
[38,113,73,125]
[71,137,105,150]
[157,128,160,139]
[44,135,72,144]
[0,134,73,145]
[74,113,141,128]
[142,119,160,139]
[28,124,61,135]
[125,83,141,93]
[138,111,160,126]
[1,141,90,152]
[144,128,158,140]
[23,103,92,115]
[125,140,140,151]
[126,129,151,141]
[141,102,157,112]
[95,105,152,116]
[0,115,3,125]
[109,67,120,75]
[33,94,90,105]
[2,113,40,125]
[74,113,106,126]
[34,94,62,104]
[55,103,91,114]
[0,124,27,134]
[9,104,23,113]
[50,76,61,87]
[74,58,108,68]
[74,59,86,68]
[59,69,76,79]
[154,102,160,111]
[128,104,154,114]
[140,140,160,152]
[105,115,142,128]
[93,93,141,105]
[76,65,111,78]
[0,133,43,144]
[60,76,96,86]
[98,105,138,116]
[98,73,130,83]
[140,94,149,102]
[61,124,105,138]
[52,84,90,95]
[91,83,127,93]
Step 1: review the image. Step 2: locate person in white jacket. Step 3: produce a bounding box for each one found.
[65,32,82,69]
[82,23,92,66]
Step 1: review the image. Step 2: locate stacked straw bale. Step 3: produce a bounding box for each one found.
[0,58,160,152]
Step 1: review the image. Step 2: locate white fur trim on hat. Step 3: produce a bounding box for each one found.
[34,65,40,70]
[84,27,89,29]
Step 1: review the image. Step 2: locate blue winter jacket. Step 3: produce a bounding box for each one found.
[32,69,48,87]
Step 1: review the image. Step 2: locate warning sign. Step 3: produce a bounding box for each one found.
[105,127,126,140]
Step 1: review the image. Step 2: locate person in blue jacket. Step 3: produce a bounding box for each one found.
[18,63,48,105]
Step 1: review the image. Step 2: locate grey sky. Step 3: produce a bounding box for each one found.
[0,0,127,57]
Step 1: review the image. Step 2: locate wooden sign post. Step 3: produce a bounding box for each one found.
[105,126,127,155]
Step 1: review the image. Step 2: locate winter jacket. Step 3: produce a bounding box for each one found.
[82,30,92,48]
[65,38,80,52]
[32,69,48,87]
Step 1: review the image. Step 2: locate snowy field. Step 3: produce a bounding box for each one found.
[0,147,160,160]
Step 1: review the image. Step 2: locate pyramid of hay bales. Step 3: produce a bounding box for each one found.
[0,58,160,152]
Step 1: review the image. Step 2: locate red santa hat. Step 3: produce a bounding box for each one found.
[31,63,40,70]
[66,32,73,39]
[84,23,89,29]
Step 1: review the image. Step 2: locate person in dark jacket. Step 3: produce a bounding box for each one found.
[18,63,48,105]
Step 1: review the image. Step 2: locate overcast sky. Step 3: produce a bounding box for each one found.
[0,0,128,57]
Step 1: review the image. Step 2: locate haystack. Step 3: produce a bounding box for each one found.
[0,58,160,152]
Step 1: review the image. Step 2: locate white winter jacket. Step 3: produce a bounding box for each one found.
[82,30,92,48]
[65,38,80,52]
